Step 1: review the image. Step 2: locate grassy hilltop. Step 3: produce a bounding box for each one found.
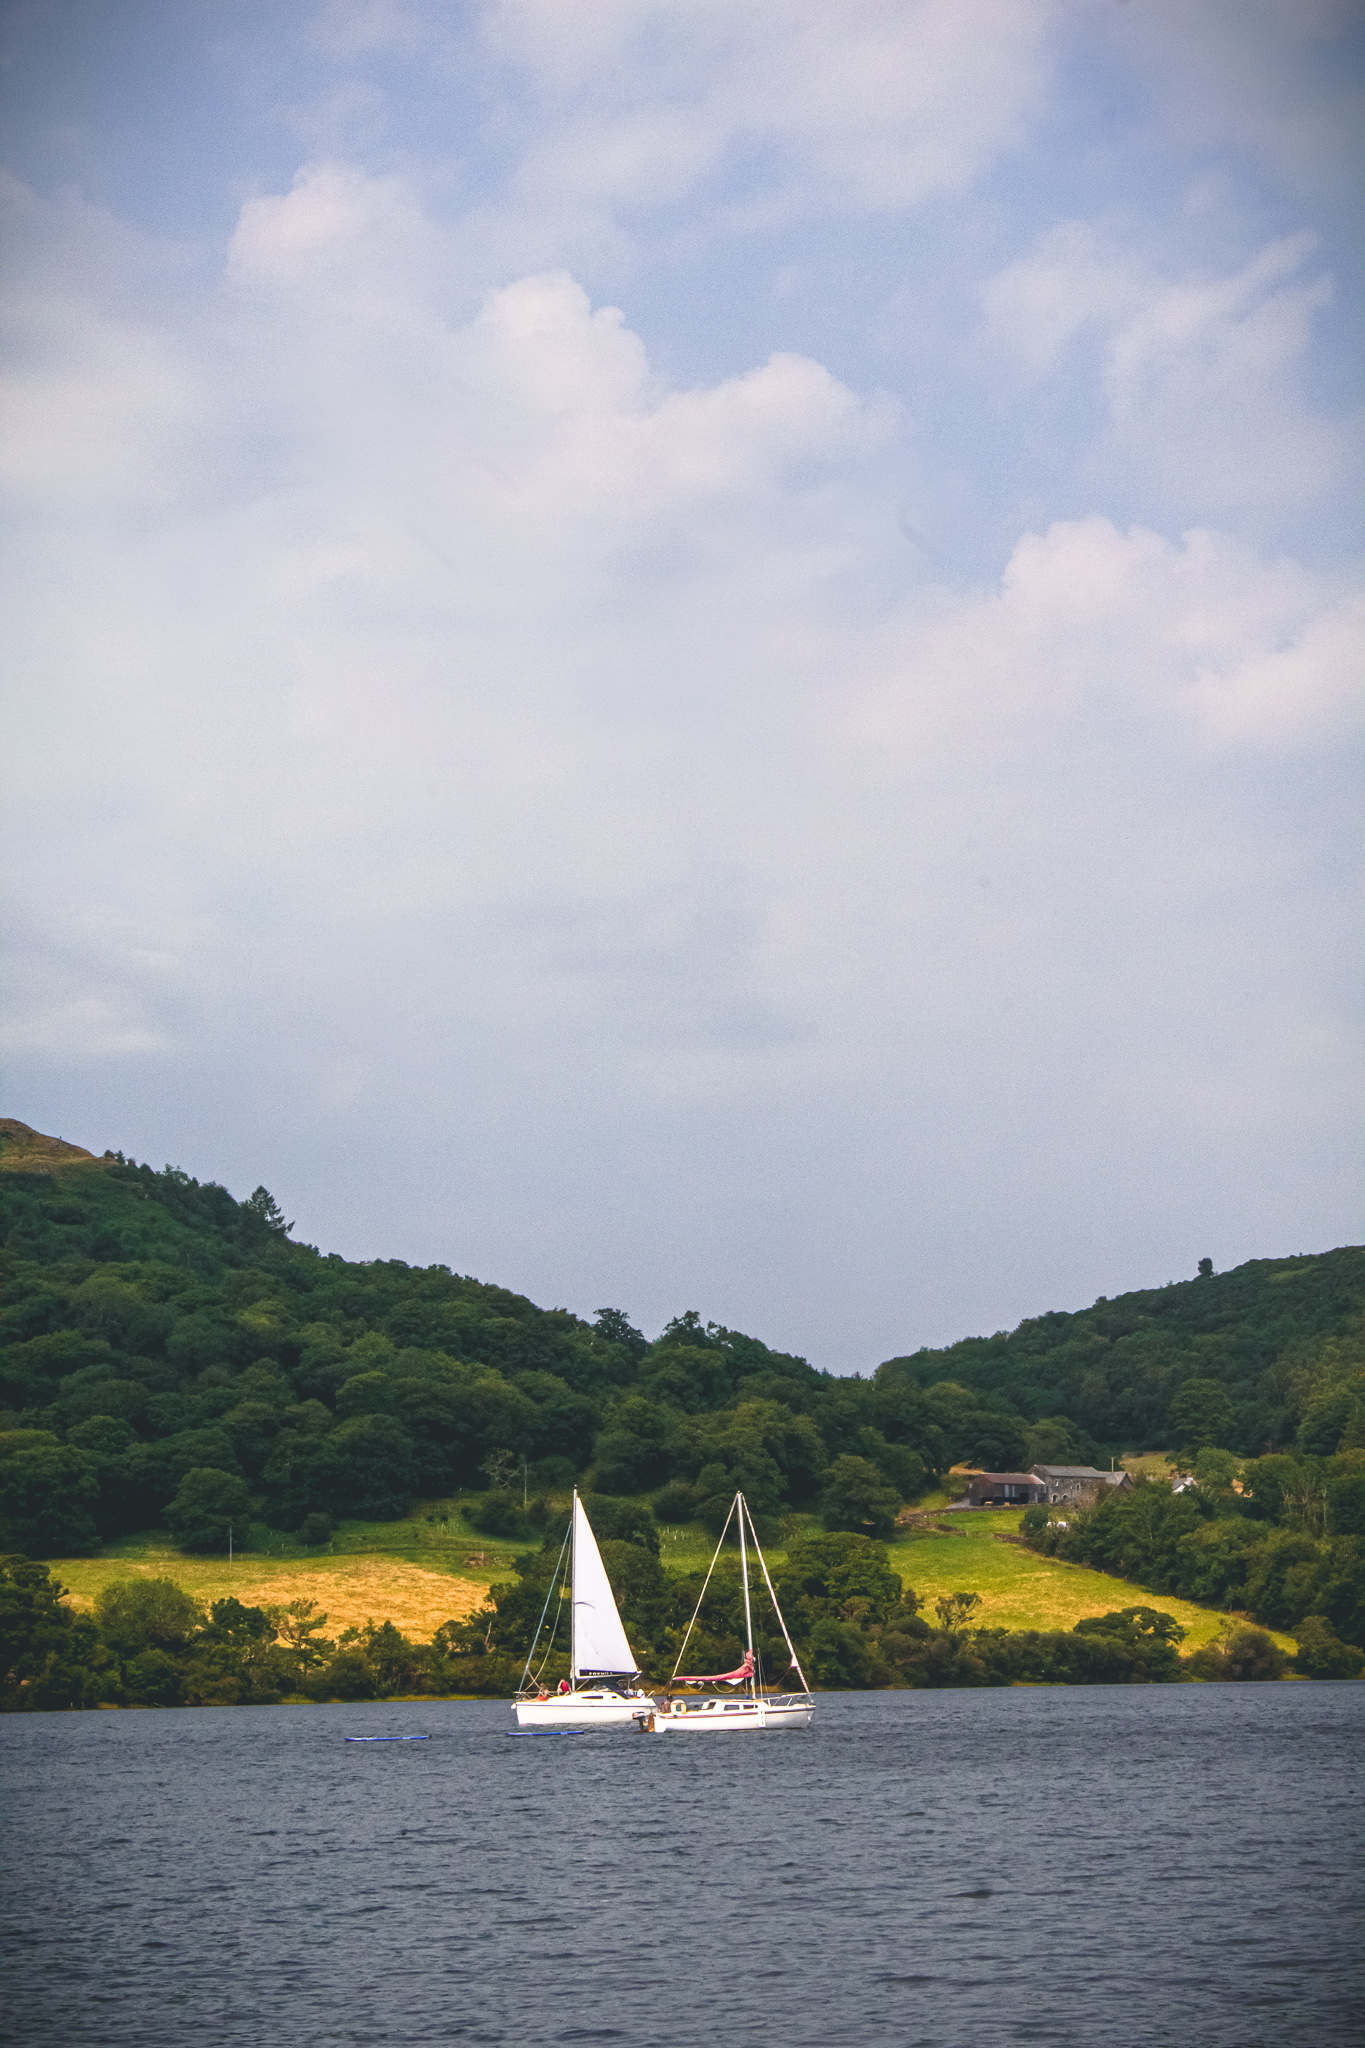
[2,1117,1362,1698]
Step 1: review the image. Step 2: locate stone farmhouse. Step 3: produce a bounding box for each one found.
[1028,1465,1134,1505]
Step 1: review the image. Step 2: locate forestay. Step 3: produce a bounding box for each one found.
[572,1494,640,1679]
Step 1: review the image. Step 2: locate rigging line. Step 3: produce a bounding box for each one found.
[668,1493,739,1684]
[747,1495,811,1696]
[515,1516,572,1697]
[528,1559,569,1688]
[738,1491,755,1701]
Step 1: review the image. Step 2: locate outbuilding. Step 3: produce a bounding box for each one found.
[966,1471,1047,1506]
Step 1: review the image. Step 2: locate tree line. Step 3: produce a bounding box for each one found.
[1,1137,1361,1578]
[4,1522,1329,1715]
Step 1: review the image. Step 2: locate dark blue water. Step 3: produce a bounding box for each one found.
[3,1686,1361,2047]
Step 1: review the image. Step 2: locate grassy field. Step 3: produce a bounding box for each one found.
[49,1495,1296,1654]
[1121,1452,1182,1480]
[51,1505,520,1642]
[883,1510,1296,1653]
[52,1545,486,1643]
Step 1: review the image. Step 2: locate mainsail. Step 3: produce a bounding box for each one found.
[571,1494,640,1679]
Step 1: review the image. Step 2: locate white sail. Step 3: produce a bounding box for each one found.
[571,1494,640,1678]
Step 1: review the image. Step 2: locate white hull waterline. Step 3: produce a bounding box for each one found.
[643,1691,814,1733]
[516,1687,653,1728]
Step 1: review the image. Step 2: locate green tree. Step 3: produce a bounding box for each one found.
[1187,1624,1287,1681]
[260,1433,344,1526]
[124,1648,184,1706]
[591,1395,677,1493]
[242,1186,291,1235]
[164,1467,251,1552]
[0,1556,114,1710]
[66,1414,142,1535]
[805,1617,891,1688]
[959,1416,1027,1471]
[1297,1388,1357,1458]
[578,1495,660,1554]
[464,1490,534,1538]
[181,1596,283,1704]
[358,1619,428,1692]
[273,1598,335,1671]
[307,1647,378,1700]
[94,1577,202,1657]
[220,1399,284,1477]
[1240,1453,1302,1522]
[0,1433,101,1555]
[1327,1467,1365,1536]
[332,1413,417,1518]
[775,1532,904,1628]
[935,1592,983,1632]
[1168,1378,1234,1453]
[1073,1607,1185,1644]
[593,1308,648,1360]
[1293,1615,1364,1679]
[820,1454,900,1540]
[652,1480,697,1523]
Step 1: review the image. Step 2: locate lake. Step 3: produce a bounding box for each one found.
[3,1685,1361,2046]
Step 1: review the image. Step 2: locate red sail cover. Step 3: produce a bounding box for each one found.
[677,1649,755,1686]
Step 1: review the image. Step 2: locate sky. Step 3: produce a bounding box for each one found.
[1,0,1361,1369]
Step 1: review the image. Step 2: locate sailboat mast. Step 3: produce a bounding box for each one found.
[737,1492,756,1700]
[569,1488,578,1684]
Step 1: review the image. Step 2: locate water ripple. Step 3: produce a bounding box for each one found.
[2,1686,1361,2047]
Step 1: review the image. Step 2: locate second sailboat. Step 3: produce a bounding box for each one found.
[642,1491,814,1732]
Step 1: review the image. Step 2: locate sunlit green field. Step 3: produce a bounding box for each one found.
[661,1508,1295,1654]
[883,1510,1297,1653]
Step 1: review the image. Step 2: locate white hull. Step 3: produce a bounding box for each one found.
[755,1693,815,1727]
[513,1688,653,1728]
[643,1693,814,1732]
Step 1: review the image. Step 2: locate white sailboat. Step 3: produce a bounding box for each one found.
[512,1492,655,1728]
[642,1491,814,1733]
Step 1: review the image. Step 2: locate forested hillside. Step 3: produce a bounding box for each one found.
[881,1251,1365,1464]
[2,1122,1362,1574]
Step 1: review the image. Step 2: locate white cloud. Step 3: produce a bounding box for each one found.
[2,161,1358,1353]
[860,516,1361,755]
[478,0,1059,226]
[981,221,1353,512]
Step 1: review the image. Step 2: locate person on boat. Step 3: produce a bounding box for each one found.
[557,1679,571,1694]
